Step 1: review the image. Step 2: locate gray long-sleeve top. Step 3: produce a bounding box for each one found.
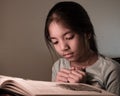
[52,55,120,96]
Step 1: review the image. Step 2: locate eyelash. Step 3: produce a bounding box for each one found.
[52,41,58,45]
[51,34,74,45]
[66,35,74,40]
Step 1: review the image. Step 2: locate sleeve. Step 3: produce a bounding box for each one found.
[51,64,57,82]
[51,60,60,82]
[104,62,120,96]
[51,58,70,82]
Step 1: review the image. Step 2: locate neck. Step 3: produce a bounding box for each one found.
[70,51,98,68]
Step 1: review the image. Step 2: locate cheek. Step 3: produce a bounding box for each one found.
[70,39,85,53]
[53,46,62,55]
[70,39,81,50]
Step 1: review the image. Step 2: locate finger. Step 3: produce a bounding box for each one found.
[56,72,68,82]
[69,67,75,71]
[67,77,76,83]
[68,70,86,81]
[60,68,71,74]
[56,76,68,83]
[56,69,70,82]
[74,66,86,72]
[57,71,69,78]
[68,72,84,83]
[69,71,83,80]
[72,69,86,76]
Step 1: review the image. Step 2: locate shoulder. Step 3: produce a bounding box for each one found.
[100,56,120,93]
[98,55,120,79]
[87,54,120,76]
[99,55,120,70]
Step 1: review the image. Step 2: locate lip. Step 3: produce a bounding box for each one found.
[63,53,73,58]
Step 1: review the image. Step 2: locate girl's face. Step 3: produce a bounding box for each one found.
[48,21,89,63]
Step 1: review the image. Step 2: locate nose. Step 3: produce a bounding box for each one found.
[60,41,69,51]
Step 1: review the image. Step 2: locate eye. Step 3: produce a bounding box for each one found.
[65,34,74,40]
[51,39,58,45]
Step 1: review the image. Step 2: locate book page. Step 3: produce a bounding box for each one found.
[25,80,115,96]
[0,75,35,95]
[57,83,102,92]
[0,75,115,96]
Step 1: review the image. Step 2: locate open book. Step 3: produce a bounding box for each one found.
[0,75,115,96]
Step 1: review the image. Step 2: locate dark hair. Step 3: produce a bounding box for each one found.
[44,1,98,59]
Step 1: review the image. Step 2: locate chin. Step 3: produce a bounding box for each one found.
[66,58,76,62]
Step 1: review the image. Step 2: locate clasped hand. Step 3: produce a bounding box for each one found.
[55,67,86,83]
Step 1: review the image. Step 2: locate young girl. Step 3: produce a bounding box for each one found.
[44,1,120,95]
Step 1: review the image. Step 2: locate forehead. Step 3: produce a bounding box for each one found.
[48,21,71,38]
